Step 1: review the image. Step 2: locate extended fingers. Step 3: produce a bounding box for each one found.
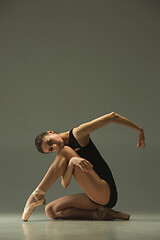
[79,161,88,172]
[137,131,145,149]
[137,141,145,148]
[79,160,93,172]
[85,160,93,168]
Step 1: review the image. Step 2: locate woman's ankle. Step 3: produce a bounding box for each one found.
[92,208,104,220]
[32,188,45,200]
[35,188,45,195]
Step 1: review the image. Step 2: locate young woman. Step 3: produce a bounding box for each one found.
[22,112,145,221]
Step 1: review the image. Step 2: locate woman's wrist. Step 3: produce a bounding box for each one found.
[138,127,143,132]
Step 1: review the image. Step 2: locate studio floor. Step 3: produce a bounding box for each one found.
[0,213,160,240]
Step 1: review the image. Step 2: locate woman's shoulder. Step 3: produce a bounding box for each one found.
[72,128,90,147]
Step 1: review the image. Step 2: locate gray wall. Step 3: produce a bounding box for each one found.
[0,0,160,214]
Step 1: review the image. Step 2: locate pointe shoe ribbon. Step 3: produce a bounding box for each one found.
[22,188,46,222]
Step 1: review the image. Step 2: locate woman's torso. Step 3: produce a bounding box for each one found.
[68,128,117,188]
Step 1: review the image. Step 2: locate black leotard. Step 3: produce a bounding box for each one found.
[68,129,118,208]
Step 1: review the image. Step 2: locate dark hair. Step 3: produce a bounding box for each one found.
[35,132,49,154]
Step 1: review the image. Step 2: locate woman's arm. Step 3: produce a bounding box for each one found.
[76,112,142,134]
[111,113,145,148]
[112,113,145,148]
[61,157,93,188]
[75,112,115,135]
[111,113,142,132]
[75,112,145,148]
[61,160,74,188]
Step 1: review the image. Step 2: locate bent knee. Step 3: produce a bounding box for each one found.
[59,146,72,155]
[45,204,58,219]
[59,146,78,159]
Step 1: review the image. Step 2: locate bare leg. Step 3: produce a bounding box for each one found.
[55,207,129,220]
[22,146,130,221]
[27,146,109,204]
[45,193,130,220]
[26,154,67,202]
[57,208,95,219]
[22,154,67,221]
[58,147,111,205]
[37,155,67,192]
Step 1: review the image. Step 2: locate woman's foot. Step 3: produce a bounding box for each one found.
[93,206,130,221]
[22,188,46,221]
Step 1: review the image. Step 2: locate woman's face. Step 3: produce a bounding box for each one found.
[41,131,64,153]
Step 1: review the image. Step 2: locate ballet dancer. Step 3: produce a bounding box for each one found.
[22,112,145,221]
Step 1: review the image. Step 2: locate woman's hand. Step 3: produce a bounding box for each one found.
[70,157,93,173]
[137,128,145,149]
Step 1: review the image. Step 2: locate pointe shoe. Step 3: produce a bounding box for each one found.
[22,188,46,222]
[104,207,130,220]
[94,206,130,221]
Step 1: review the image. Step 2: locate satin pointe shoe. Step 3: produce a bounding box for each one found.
[22,188,46,221]
[94,206,130,220]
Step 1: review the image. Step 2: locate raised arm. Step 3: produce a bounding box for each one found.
[111,112,142,132]
[75,112,145,149]
[111,113,145,148]
[75,112,115,135]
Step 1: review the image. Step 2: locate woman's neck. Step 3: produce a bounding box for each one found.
[58,131,70,146]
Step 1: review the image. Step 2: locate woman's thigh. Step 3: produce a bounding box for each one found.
[60,146,110,205]
[73,166,110,205]
[45,193,99,218]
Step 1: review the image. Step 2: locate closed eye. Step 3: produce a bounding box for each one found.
[47,140,52,146]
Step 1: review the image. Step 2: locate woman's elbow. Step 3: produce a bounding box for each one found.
[111,112,116,116]
[109,112,119,122]
[109,112,115,120]
[110,112,118,119]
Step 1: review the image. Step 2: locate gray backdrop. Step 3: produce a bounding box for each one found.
[0,0,160,214]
